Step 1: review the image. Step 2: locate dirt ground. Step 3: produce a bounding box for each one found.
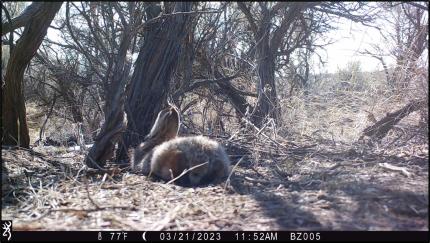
[2,131,428,231]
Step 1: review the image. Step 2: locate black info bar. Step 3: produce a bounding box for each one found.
[3,230,429,242]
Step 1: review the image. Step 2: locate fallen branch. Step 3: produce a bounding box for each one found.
[359,100,424,141]
[378,162,411,177]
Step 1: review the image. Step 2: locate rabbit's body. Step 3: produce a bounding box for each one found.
[145,136,230,186]
[130,106,231,186]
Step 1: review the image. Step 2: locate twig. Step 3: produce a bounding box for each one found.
[145,10,221,25]
[378,162,411,177]
[224,156,245,190]
[85,179,101,209]
[241,117,289,150]
[165,162,209,185]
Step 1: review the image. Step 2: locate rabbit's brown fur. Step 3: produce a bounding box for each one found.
[131,105,231,186]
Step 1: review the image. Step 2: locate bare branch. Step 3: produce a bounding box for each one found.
[313,3,373,23]
[406,2,428,11]
[237,2,258,38]
[2,4,14,54]
[270,3,314,54]
[185,72,240,94]
[1,2,47,35]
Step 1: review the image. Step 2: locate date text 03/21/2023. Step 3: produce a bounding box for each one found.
[158,232,278,241]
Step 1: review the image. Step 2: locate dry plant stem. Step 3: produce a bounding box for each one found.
[165,162,209,185]
[224,156,244,190]
[241,117,289,150]
[85,179,101,209]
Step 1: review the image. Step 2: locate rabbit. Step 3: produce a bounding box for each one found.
[130,105,231,186]
[130,105,180,175]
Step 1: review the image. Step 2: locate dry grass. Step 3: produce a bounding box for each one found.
[26,102,86,146]
[2,89,428,231]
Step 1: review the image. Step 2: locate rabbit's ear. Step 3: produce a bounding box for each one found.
[145,105,180,141]
[167,105,180,136]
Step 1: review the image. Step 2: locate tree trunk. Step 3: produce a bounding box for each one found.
[116,2,193,162]
[251,19,278,126]
[217,80,249,117]
[84,17,133,168]
[237,3,309,127]
[1,2,63,148]
[252,46,278,126]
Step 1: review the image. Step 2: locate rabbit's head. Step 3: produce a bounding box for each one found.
[145,105,180,142]
[130,105,180,173]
